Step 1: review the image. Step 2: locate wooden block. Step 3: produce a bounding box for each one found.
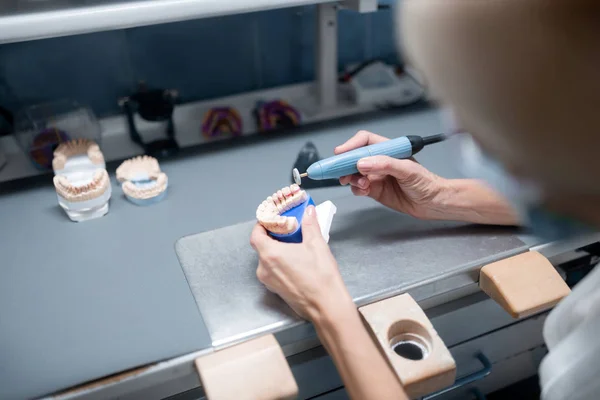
[195,334,298,400]
[480,250,571,319]
[359,293,456,399]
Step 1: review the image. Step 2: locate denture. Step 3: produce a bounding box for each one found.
[116,155,168,205]
[52,138,105,172]
[52,139,111,221]
[255,184,308,235]
[53,168,112,222]
[53,169,110,202]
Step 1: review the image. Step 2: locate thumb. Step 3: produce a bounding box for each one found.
[357,155,420,183]
[301,205,324,245]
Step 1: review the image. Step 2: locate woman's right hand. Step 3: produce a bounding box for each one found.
[335,130,450,220]
[336,130,520,226]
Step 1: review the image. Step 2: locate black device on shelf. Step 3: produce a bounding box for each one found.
[0,106,13,137]
[119,82,179,159]
[291,142,341,189]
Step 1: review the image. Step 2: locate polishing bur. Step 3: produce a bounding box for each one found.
[292,168,307,186]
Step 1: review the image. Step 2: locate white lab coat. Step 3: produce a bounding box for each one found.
[540,263,600,399]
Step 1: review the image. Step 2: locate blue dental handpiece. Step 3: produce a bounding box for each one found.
[293,134,445,183]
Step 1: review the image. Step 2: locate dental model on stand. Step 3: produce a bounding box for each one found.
[52,138,105,174]
[256,184,337,243]
[116,155,168,206]
[52,139,112,222]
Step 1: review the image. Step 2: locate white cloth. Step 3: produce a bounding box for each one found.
[539,263,600,400]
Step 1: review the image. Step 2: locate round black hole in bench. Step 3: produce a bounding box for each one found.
[392,341,425,360]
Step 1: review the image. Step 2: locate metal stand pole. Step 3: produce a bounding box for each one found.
[315,3,338,108]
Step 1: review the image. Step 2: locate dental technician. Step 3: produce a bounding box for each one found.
[250,1,600,399]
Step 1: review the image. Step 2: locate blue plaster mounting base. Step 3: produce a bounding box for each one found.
[269,195,315,243]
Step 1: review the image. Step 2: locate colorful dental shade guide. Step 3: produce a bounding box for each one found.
[255,100,301,132]
[29,128,70,170]
[201,107,243,139]
[269,195,315,243]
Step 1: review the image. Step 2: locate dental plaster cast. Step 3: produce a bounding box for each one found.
[256,184,336,243]
[52,139,112,222]
[52,138,105,176]
[53,169,112,222]
[116,155,168,206]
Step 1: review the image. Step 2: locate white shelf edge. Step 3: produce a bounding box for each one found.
[0,0,337,44]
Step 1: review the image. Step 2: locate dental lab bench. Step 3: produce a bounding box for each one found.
[2,1,600,399]
[1,106,599,400]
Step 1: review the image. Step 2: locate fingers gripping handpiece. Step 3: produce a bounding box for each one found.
[291,142,340,189]
[293,134,445,185]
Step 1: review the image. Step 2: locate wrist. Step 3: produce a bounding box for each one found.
[431,179,520,225]
[313,297,363,353]
[418,177,458,220]
[311,284,357,330]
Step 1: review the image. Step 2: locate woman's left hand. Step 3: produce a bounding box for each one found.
[250,205,354,322]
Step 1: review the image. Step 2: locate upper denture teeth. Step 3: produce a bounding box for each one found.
[256,185,310,235]
[276,202,285,213]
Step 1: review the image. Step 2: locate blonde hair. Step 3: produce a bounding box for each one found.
[398,0,600,195]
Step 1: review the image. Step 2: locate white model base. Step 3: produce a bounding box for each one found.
[315,200,337,243]
[57,185,112,222]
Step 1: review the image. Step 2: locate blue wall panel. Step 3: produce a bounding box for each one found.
[126,14,259,105]
[0,5,399,119]
[256,8,306,89]
[0,30,133,117]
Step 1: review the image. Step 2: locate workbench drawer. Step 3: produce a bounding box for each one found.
[313,344,545,400]
[425,312,547,400]
[288,346,344,399]
[308,310,547,400]
[428,293,523,348]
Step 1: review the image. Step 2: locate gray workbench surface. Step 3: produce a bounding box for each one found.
[177,196,529,349]
[0,107,549,400]
[173,111,537,349]
[0,107,439,399]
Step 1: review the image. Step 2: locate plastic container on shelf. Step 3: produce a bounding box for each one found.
[13,100,101,170]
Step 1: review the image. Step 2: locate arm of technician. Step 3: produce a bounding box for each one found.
[313,292,408,400]
[249,131,518,399]
[250,211,408,400]
[336,130,520,227]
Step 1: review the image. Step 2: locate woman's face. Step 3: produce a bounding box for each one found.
[398,0,600,222]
